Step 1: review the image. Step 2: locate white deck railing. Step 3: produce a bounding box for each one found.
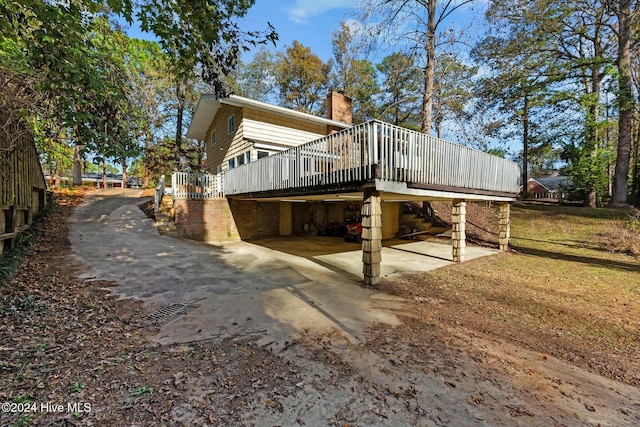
[172,171,224,199]
[224,120,520,196]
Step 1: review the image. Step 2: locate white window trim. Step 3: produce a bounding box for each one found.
[228,115,235,134]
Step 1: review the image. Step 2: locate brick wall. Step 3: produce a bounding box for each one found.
[174,199,240,242]
[229,200,280,239]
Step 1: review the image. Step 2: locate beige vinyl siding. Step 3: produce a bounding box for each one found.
[243,107,329,146]
[206,105,336,172]
[206,105,248,172]
[243,119,327,148]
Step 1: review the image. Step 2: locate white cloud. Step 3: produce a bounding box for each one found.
[286,0,358,24]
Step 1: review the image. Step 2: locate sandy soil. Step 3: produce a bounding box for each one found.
[1,190,638,426]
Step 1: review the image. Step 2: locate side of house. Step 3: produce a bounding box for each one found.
[186,92,353,175]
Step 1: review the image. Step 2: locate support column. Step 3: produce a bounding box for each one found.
[362,189,382,286]
[499,202,511,252]
[451,200,466,263]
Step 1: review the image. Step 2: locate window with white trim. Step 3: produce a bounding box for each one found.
[228,115,235,133]
[210,131,216,145]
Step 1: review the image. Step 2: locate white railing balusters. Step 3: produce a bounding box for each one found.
[170,120,519,199]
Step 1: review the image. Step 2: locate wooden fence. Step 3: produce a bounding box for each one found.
[0,115,48,255]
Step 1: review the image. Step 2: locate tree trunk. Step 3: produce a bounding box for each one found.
[610,0,633,207]
[102,156,107,189]
[174,79,186,171]
[121,158,128,188]
[54,165,60,188]
[420,0,436,135]
[522,93,529,198]
[143,129,152,188]
[72,143,83,186]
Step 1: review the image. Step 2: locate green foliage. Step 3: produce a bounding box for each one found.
[233,47,278,102]
[131,385,152,396]
[276,41,332,114]
[124,0,277,96]
[376,52,421,129]
[432,54,478,138]
[330,21,379,123]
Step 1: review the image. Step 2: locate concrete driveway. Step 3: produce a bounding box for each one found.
[69,189,494,348]
[69,189,405,347]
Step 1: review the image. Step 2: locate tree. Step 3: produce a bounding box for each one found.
[115,0,277,170]
[375,52,422,129]
[610,0,636,206]
[234,47,279,102]
[360,0,474,134]
[475,0,619,204]
[121,38,173,187]
[275,41,332,114]
[330,21,379,123]
[432,53,477,139]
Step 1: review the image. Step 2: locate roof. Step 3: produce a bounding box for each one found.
[186,94,351,140]
[530,176,572,191]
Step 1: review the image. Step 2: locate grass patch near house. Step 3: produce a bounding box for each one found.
[381,203,640,386]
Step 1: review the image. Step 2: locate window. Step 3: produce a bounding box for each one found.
[216,165,222,174]
[228,115,235,133]
[210,131,216,145]
[228,158,236,170]
[245,152,251,163]
[257,150,269,159]
[236,153,245,166]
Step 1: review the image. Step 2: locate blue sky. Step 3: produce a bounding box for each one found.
[124,0,489,64]
[239,0,358,62]
[239,0,490,63]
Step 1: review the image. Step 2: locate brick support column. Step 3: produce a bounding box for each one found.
[499,202,511,252]
[451,200,466,263]
[361,189,382,286]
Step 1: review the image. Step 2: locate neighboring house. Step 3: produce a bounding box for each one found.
[527,176,572,199]
[44,173,142,189]
[186,92,352,175]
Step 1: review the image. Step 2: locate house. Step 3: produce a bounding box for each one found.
[171,92,521,285]
[527,176,571,199]
[186,92,353,175]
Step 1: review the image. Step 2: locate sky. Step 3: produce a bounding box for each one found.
[122,0,504,151]
[238,0,489,62]
[239,0,359,61]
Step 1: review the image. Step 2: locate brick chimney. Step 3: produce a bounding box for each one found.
[327,90,353,125]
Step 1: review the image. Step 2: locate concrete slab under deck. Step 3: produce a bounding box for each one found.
[251,236,499,280]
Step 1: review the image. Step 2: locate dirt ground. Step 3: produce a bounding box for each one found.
[1,191,639,426]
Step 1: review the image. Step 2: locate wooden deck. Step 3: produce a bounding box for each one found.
[172,120,520,201]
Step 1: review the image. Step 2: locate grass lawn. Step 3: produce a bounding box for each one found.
[382,203,640,386]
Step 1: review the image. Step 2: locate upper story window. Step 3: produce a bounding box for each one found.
[228,115,235,133]
[216,165,222,174]
[257,150,269,159]
[210,131,216,146]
